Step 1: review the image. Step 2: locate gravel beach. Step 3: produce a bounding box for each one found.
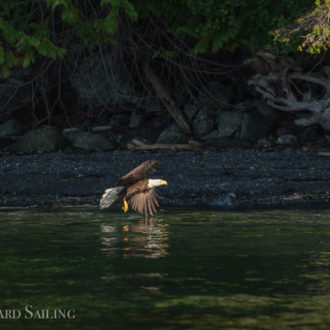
[0,149,329,209]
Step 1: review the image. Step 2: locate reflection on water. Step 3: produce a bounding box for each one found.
[0,208,330,329]
[100,219,169,295]
[100,220,169,259]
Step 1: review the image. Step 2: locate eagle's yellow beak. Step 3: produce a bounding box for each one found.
[161,180,168,186]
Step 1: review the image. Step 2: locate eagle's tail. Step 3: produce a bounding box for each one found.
[99,186,125,209]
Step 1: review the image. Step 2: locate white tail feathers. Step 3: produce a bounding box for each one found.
[99,186,124,209]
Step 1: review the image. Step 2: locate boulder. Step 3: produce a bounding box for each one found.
[0,119,22,137]
[183,104,199,122]
[156,123,188,144]
[109,114,129,129]
[71,132,115,151]
[192,108,214,137]
[276,134,298,145]
[257,138,274,148]
[240,114,269,140]
[149,114,172,130]
[0,137,15,148]
[300,126,323,143]
[201,130,218,141]
[69,51,139,108]
[277,127,289,136]
[217,111,244,138]
[255,100,283,122]
[62,127,82,142]
[15,126,67,153]
[135,126,162,144]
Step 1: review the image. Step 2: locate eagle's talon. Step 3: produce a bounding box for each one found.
[122,199,128,212]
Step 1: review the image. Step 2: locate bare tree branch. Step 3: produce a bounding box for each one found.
[248,51,330,131]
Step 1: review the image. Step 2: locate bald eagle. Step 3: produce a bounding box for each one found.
[100,160,167,217]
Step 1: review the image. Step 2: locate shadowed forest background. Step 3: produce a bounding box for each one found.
[1,4,330,330]
[0,0,329,153]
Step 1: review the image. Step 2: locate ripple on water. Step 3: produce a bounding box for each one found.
[0,208,329,329]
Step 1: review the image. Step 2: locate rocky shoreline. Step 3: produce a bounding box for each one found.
[0,149,329,210]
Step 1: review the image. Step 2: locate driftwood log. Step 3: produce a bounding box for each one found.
[247,51,330,131]
[142,60,192,135]
[318,152,330,157]
[127,139,201,151]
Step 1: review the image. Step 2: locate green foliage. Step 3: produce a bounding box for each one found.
[0,1,67,77]
[94,0,137,43]
[0,0,316,77]
[298,0,330,53]
[0,0,137,77]
[274,0,330,53]
[135,0,314,54]
[152,47,177,60]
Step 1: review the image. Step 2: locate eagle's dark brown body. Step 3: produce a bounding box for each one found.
[100,160,166,217]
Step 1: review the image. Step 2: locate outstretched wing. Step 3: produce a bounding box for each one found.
[117,160,160,187]
[127,189,160,217]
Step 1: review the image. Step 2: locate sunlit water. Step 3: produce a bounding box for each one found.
[0,208,330,329]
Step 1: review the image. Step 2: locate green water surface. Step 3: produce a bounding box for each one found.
[0,208,330,329]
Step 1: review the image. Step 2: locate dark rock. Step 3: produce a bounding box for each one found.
[116,133,134,149]
[201,130,218,141]
[151,118,164,129]
[255,100,282,122]
[193,108,214,137]
[72,132,115,151]
[69,52,139,107]
[302,146,309,152]
[317,135,330,145]
[62,127,82,142]
[14,126,67,153]
[276,134,298,145]
[216,104,269,141]
[217,111,244,137]
[136,126,162,144]
[257,138,274,148]
[0,119,22,137]
[240,114,269,140]
[184,104,199,122]
[300,126,323,143]
[79,121,93,131]
[0,136,15,148]
[277,127,290,136]
[109,114,129,129]
[149,115,172,130]
[156,123,188,144]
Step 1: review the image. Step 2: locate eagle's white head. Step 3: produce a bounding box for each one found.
[148,179,168,188]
